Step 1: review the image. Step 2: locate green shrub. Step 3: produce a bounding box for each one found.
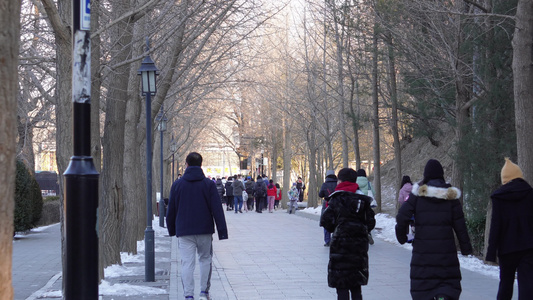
[44,196,60,202]
[37,198,61,226]
[30,176,44,225]
[14,160,44,232]
[465,213,486,257]
[15,160,33,232]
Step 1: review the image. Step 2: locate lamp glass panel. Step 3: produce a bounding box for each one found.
[142,72,149,93]
[148,71,156,93]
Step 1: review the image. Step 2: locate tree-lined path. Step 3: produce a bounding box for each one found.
[13,212,517,299]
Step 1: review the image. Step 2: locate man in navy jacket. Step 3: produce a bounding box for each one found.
[166,152,228,300]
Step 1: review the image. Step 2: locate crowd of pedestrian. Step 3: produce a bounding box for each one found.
[210,174,286,214]
[168,151,532,300]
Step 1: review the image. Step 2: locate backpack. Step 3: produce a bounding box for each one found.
[254,182,267,198]
[245,183,254,195]
[216,183,225,196]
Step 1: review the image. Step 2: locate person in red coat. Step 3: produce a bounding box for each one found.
[266,179,277,213]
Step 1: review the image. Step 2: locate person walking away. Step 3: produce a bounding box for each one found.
[215,177,225,209]
[398,175,414,241]
[245,177,255,211]
[319,170,337,247]
[296,177,306,202]
[320,168,375,300]
[166,152,228,300]
[395,159,472,300]
[356,169,375,197]
[224,176,234,211]
[262,175,269,210]
[356,169,376,245]
[266,180,277,213]
[274,183,282,209]
[287,183,299,214]
[486,158,533,300]
[398,175,413,207]
[242,190,249,212]
[232,175,245,213]
[254,176,267,213]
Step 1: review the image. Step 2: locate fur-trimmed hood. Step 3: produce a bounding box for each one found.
[411,183,461,200]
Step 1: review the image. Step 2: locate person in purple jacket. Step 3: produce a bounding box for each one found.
[398,175,413,208]
[166,152,228,300]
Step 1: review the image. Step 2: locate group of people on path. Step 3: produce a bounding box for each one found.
[214,174,282,214]
[163,152,306,299]
[165,151,532,300]
[319,158,533,300]
[394,158,533,300]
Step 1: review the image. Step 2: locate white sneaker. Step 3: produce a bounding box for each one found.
[199,291,209,300]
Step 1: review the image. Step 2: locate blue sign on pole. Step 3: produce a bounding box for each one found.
[81,0,90,30]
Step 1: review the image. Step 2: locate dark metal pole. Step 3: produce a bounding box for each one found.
[159,128,165,227]
[64,0,99,298]
[145,92,155,282]
[172,153,175,182]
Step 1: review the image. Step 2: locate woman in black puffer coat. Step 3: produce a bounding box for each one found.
[320,168,376,300]
[396,159,472,300]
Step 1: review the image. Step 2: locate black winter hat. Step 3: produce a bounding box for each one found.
[423,159,444,181]
[356,169,367,177]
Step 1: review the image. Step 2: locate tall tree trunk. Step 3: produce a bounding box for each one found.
[371,24,382,213]
[99,2,134,271]
[308,118,319,209]
[349,74,362,171]
[16,117,35,172]
[91,0,102,172]
[0,0,21,296]
[333,4,349,168]
[122,36,145,254]
[346,32,361,170]
[270,129,279,183]
[451,4,471,195]
[513,0,533,180]
[41,0,73,289]
[385,34,402,213]
[322,1,334,171]
[282,112,292,209]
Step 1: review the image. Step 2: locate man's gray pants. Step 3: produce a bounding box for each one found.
[178,234,213,298]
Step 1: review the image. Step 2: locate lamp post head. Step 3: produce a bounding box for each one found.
[170,139,178,152]
[156,109,167,132]
[137,39,159,95]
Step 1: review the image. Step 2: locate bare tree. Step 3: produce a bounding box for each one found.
[513,0,533,180]
[39,0,73,286]
[371,22,382,213]
[0,0,21,297]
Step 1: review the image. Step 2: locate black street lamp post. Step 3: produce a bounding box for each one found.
[156,108,167,228]
[170,136,177,183]
[137,40,159,282]
[63,0,99,298]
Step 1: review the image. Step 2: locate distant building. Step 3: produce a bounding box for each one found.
[35,171,59,196]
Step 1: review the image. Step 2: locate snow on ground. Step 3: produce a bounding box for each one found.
[97,217,169,296]
[37,218,170,298]
[299,207,501,280]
